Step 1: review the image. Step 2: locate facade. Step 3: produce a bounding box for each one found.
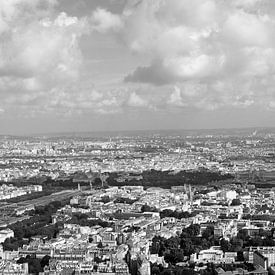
[215,266,267,275]
[253,249,275,270]
[0,261,28,275]
[192,247,236,264]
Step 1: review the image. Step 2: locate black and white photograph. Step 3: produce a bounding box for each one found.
[0,0,275,274]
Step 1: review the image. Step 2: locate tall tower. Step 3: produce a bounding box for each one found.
[189,184,193,205]
[89,180,93,190]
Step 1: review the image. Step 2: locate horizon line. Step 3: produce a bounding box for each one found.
[0,126,275,137]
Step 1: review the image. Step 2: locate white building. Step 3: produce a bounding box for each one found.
[253,248,275,270]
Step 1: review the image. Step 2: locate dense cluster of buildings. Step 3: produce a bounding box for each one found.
[0,132,274,182]
[0,131,274,274]
[0,184,42,201]
[0,183,274,273]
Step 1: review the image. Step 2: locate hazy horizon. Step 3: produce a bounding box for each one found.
[1,126,275,138]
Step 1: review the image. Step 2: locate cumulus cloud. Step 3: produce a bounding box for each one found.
[91,8,123,33]
[127,92,148,107]
[168,87,186,107]
[0,0,88,96]
[122,0,275,84]
[125,60,176,85]
[2,0,275,122]
[108,0,275,110]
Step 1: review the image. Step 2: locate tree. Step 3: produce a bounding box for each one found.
[184,224,200,237]
[231,238,243,251]
[40,255,51,268]
[151,239,160,254]
[28,258,42,274]
[220,239,231,252]
[3,238,20,251]
[100,196,111,204]
[141,205,158,212]
[202,226,214,240]
[151,263,161,275]
[180,238,194,255]
[237,251,244,262]
[17,257,28,264]
[231,199,241,206]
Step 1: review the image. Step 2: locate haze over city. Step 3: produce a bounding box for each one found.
[0,0,275,134]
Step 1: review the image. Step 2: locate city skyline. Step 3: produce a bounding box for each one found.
[1,0,275,134]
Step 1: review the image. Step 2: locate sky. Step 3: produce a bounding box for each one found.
[0,0,275,134]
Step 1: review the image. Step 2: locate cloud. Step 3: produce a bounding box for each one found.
[91,8,123,33]
[126,54,225,85]
[125,60,176,85]
[168,87,186,107]
[4,84,125,117]
[127,92,148,107]
[121,0,275,85]
[1,0,275,122]
[109,0,275,111]
[0,0,89,95]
